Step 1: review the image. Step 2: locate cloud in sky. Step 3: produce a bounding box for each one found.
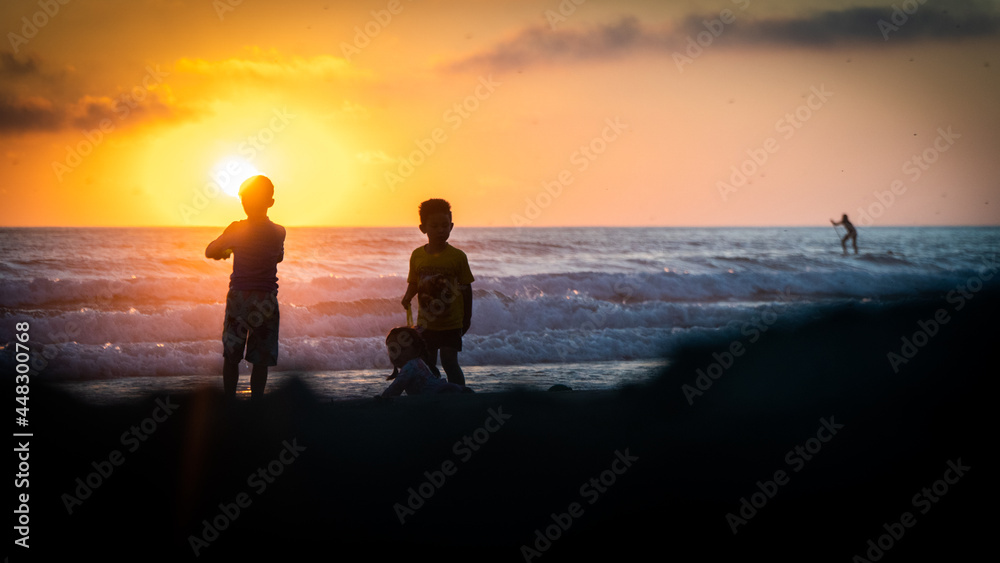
[0,95,61,132]
[0,51,40,77]
[449,3,1000,72]
[0,49,352,134]
[0,52,63,132]
[175,51,365,81]
[0,87,191,133]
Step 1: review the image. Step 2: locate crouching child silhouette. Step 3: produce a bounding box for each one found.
[205,175,286,400]
[380,327,471,398]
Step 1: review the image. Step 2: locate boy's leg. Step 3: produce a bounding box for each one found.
[419,329,442,375]
[242,291,279,400]
[223,357,240,398]
[222,289,248,398]
[250,364,268,400]
[427,347,441,375]
[439,347,465,386]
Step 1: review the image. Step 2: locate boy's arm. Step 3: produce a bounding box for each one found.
[402,250,418,308]
[381,370,409,397]
[401,282,418,309]
[205,225,236,260]
[458,254,475,335]
[381,379,401,398]
[461,284,472,335]
[276,225,286,263]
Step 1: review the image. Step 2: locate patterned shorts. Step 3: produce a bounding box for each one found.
[222,289,280,366]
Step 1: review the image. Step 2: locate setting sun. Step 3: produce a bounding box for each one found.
[212,157,261,197]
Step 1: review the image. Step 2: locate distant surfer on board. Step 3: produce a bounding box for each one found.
[830,214,858,255]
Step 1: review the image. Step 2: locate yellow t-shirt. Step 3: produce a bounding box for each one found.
[407,244,475,331]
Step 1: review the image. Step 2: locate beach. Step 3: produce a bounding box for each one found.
[18,284,998,562]
[4,225,998,561]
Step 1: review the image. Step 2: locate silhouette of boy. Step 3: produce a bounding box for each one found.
[831,213,858,255]
[206,175,286,399]
[401,199,475,386]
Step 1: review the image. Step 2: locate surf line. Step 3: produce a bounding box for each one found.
[681,288,793,406]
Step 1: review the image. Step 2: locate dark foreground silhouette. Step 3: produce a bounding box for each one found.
[23,286,996,562]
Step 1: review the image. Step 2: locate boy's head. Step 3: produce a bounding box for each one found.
[418,198,453,244]
[239,175,275,218]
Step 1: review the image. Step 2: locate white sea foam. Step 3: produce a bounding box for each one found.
[2,226,998,381]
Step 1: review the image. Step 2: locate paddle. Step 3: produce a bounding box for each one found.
[831,221,850,255]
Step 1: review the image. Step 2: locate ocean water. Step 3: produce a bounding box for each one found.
[2,226,998,403]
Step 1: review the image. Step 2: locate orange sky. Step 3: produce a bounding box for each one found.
[1,0,998,227]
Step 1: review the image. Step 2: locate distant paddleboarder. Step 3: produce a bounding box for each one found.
[830,214,858,255]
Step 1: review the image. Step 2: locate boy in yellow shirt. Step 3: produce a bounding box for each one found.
[401,199,475,385]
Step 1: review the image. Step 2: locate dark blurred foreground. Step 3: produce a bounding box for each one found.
[15,286,997,562]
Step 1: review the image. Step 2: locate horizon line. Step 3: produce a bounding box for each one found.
[3,223,999,229]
